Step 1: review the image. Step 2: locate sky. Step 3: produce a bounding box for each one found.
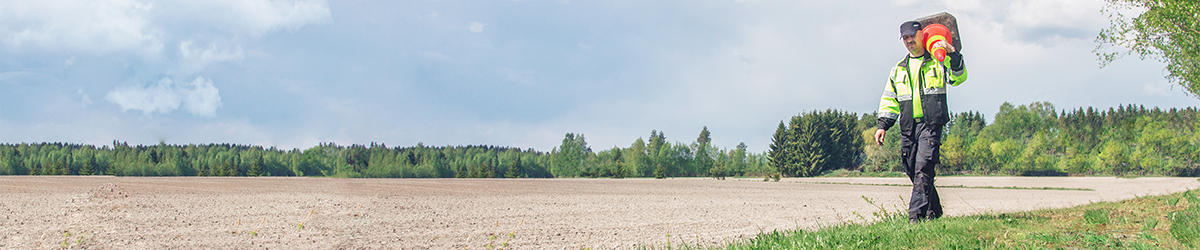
[0,0,1197,153]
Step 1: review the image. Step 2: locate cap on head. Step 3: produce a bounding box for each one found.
[900,21,922,36]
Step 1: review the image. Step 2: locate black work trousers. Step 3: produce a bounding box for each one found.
[899,121,943,220]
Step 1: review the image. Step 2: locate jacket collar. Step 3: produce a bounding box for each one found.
[898,53,932,68]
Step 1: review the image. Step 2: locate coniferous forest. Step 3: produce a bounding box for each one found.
[1,102,1197,178]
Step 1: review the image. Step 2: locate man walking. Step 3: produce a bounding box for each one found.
[874,20,967,223]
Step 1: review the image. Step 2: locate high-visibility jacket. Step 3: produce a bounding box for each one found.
[877,52,967,130]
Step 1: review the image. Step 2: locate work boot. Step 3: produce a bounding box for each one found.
[928,212,942,220]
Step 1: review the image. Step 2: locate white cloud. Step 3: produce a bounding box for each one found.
[498,68,536,85]
[1005,0,1104,28]
[0,0,329,117]
[468,21,485,33]
[935,0,1107,44]
[891,0,923,7]
[420,51,451,61]
[0,0,329,68]
[160,0,331,37]
[180,77,221,117]
[178,40,245,75]
[224,0,331,35]
[78,89,93,108]
[0,0,160,56]
[104,76,221,117]
[0,71,62,86]
[105,78,181,115]
[940,0,984,12]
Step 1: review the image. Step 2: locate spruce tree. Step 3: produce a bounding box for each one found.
[768,121,789,176]
[505,156,522,178]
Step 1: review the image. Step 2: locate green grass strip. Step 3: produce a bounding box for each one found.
[793,181,1095,191]
[712,190,1200,249]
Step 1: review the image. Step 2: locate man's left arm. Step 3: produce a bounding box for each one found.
[944,52,967,86]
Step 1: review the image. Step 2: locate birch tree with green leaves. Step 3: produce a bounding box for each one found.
[1097,0,1200,97]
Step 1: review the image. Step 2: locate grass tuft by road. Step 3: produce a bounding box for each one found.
[719,189,1200,249]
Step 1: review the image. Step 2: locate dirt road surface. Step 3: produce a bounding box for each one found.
[1,176,1196,249]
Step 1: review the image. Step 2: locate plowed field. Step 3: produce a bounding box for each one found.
[2,176,1196,249]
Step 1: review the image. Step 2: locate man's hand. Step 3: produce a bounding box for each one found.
[874,129,887,146]
[932,40,955,53]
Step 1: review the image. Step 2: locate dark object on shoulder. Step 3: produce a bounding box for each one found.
[915,12,961,53]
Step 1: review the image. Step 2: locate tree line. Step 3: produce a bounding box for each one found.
[771,102,1199,177]
[0,129,773,178]
[549,128,774,179]
[0,142,557,178]
[934,102,1199,176]
[1,102,1196,178]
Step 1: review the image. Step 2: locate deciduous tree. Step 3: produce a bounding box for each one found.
[1097,0,1200,98]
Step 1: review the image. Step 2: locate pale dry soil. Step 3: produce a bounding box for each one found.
[1,176,1197,249]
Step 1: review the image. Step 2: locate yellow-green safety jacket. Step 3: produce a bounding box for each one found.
[877,52,967,130]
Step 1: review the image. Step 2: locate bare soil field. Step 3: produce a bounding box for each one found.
[1,176,1197,249]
